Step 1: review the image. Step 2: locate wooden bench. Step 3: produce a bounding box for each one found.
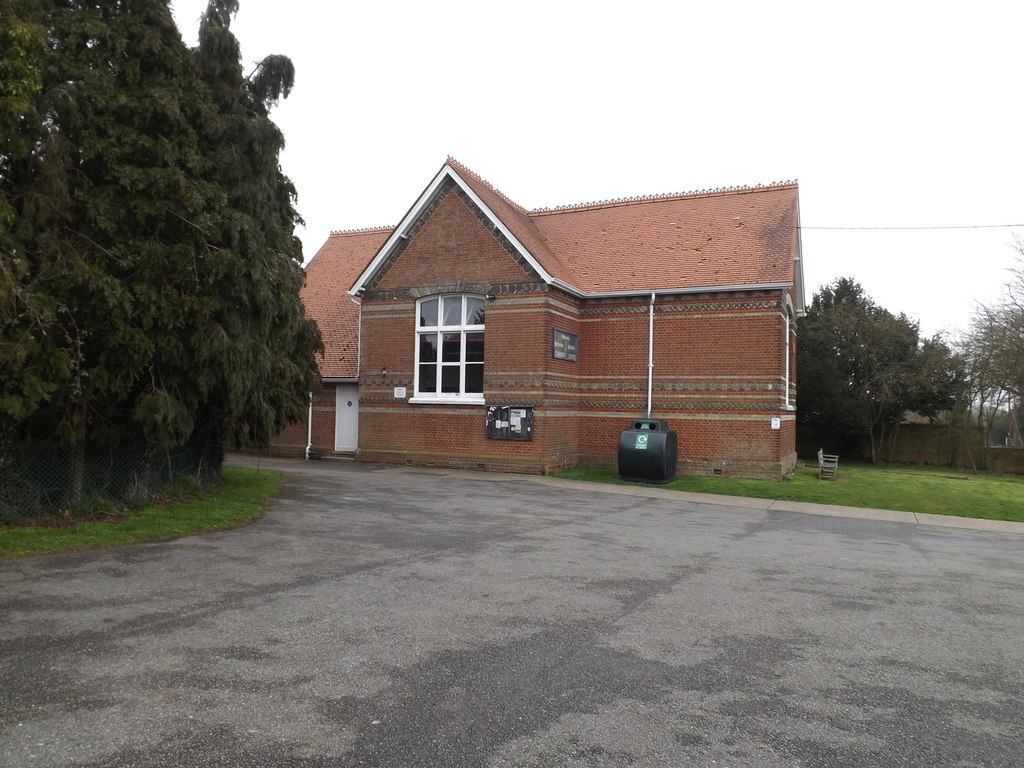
[818,449,839,481]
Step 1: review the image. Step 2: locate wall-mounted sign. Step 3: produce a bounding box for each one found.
[394,387,407,399]
[486,406,534,441]
[552,329,579,362]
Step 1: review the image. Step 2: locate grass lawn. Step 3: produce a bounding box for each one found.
[0,466,282,558]
[552,463,1024,523]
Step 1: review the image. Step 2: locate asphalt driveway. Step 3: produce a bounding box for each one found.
[1,456,1022,767]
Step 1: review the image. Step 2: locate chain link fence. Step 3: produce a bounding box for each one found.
[0,441,213,524]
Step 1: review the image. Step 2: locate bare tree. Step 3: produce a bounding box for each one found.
[960,245,1024,457]
[954,325,1010,467]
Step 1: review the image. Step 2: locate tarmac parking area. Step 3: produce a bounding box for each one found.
[1,456,1022,767]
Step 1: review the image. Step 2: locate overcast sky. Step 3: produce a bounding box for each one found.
[171,0,1024,338]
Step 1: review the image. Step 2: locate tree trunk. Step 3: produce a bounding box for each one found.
[887,422,901,463]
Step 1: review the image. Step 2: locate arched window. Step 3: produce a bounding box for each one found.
[414,295,485,400]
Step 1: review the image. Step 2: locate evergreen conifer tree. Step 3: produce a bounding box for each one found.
[1,0,320,486]
[188,0,320,468]
[0,0,63,426]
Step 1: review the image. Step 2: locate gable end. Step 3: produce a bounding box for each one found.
[353,169,550,296]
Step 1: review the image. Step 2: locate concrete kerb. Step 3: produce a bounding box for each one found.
[531,474,1024,534]
[227,455,1024,536]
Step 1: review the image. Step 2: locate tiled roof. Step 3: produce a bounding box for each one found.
[529,184,800,293]
[302,228,391,378]
[446,158,799,294]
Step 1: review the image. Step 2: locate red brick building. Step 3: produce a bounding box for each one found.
[279,159,805,478]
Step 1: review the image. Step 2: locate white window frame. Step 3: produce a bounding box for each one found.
[410,294,485,404]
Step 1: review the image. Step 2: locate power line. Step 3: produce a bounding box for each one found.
[801,223,1024,231]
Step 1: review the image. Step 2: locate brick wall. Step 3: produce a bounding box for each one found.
[989,448,1024,474]
[264,384,341,458]
[268,420,307,458]
[572,294,796,477]
[358,289,584,473]
[347,189,797,477]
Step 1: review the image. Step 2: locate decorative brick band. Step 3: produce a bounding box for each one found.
[359,397,785,412]
[462,376,784,393]
[573,403,784,413]
[580,298,780,317]
[366,280,549,302]
[408,281,490,299]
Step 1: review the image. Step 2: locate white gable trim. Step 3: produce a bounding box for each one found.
[349,163,553,296]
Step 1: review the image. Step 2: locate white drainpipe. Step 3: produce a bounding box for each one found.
[351,294,362,380]
[647,291,656,417]
[305,391,313,460]
[784,313,791,409]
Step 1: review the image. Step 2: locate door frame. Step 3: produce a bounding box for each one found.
[334,383,359,452]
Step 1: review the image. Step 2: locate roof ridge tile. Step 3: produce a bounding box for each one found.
[529,180,799,214]
[446,156,529,214]
[330,226,395,235]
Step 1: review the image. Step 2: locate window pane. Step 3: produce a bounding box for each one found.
[440,365,460,393]
[465,296,485,326]
[442,296,462,327]
[441,332,461,362]
[418,364,436,393]
[465,363,483,393]
[466,332,484,363]
[419,298,438,327]
[415,296,486,398]
[419,333,438,362]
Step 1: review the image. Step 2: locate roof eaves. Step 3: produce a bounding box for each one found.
[575,281,795,300]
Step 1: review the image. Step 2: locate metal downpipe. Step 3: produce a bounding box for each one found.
[305,392,313,460]
[647,291,655,418]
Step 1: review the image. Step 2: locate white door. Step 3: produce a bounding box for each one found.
[335,384,359,451]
